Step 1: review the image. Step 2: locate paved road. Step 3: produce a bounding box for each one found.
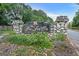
[67,29,79,46]
[67,29,79,55]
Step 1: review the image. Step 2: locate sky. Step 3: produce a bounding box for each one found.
[27,3,79,21]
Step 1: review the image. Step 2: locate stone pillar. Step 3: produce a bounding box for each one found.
[12,20,24,34]
[55,16,69,34]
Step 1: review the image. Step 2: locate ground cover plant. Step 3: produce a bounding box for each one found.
[5,32,52,49]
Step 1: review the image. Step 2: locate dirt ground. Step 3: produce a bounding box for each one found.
[53,36,78,56]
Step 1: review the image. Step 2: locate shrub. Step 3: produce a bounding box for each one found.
[56,33,65,41]
[6,32,52,49]
[52,33,65,41]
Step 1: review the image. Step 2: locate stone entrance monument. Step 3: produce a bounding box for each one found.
[55,16,69,33]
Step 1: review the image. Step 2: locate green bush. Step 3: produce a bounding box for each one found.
[6,32,52,49]
[52,33,65,41]
[56,33,65,41]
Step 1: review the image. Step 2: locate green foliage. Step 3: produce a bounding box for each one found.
[47,17,53,23]
[56,33,65,41]
[32,10,53,23]
[0,30,16,35]
[72,10,79,27]
[0,10,8,25]
[67,22,72,28]
[0,3,53,25]
[22,5,32,23]
[0,3,23,25]
[0,4,12,25]
[14,47,27,56]
[6,32,52,49]
[52,33,65,41]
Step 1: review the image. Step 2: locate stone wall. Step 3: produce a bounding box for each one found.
[0,26,13,31]
[22,21,52,34]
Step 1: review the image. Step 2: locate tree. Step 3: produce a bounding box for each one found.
[72,10,79,27]
[32,10,47,22]
[22,5,32,24]
[32,9,53,23]
[0,3,24,25]
[0,3,11,25]
[47,17,53,23]
[0,4,54,25]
